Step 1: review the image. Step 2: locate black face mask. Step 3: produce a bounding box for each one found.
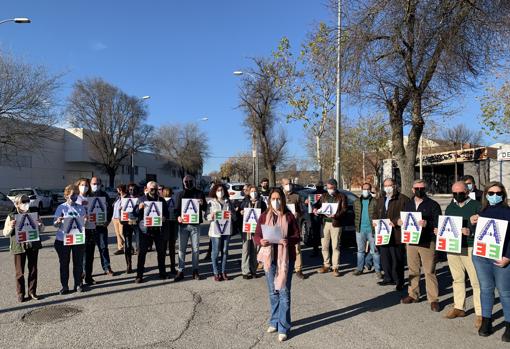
[184,181,193,189]
[149,189,157,196]
[414,188,426,198]
[453,192,467,203]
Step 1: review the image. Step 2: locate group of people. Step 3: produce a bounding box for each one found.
[3,173,510,343]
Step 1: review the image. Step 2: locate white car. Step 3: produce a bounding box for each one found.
[226,182,246,202]
[0,192,15,219]
[8,188,53,213]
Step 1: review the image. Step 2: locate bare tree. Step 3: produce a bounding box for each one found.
[343,0,510,196]
[219,152,253,183]
[67,78,153,187]
[441,124,483,150]
[238,40,292,186]
[152,123,209,179]
[480,67,510,139]
[0,53,61,155]
[285,23,337,181]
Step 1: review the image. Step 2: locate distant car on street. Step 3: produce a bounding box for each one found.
[7,188,53,213]
[0,192,15,220]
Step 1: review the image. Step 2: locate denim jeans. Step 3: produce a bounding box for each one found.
[472,255,510,321]
[95,225,111,271]
[178,224,200,272]
[54,239,84,290]
[265,260,295,335]
[356,231,380,272]
[211,235,230,275]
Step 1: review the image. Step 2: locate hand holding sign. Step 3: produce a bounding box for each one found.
[318,203,338,216]
[181,199,200,224]
[435,215,462,254]
[144,201,163,227]
[474,217,508,260]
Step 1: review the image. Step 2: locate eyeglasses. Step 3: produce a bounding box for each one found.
[487,191,503,197]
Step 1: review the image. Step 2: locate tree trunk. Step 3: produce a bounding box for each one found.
[107,168,116,188]
[316,135,323,182]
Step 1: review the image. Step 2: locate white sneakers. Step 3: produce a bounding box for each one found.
[278,334,288,342]
[267,326,277,333]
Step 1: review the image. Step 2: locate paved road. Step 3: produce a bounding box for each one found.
[0,197,508,348]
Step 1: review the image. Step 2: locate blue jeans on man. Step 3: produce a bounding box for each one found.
[178,224,200,272]
[265,260,295,335]
[356,231,381,272]
[473,255,510,321]
[95,225,111,271]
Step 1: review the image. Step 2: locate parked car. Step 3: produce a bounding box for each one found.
[48,189,65,207]
[298,188,358,247]
[305,184,316,190]
[7,188,53,213]
[225,182,246,202]
[0,191,15,220]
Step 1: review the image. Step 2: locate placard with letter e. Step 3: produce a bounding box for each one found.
[243,208,261,234]
[214,210,231,220]
[63,216,85,246]
[15,213,40,243]
[308,194,322,213]
[144,201,163,227]
[318,203,338,216]
[436,215,462,254]
[121,198,138,221]
[400,212,422,244]
[181,199,200,224]
[373,219,392,246]
[474,217,508,260]
[88,197,107,224]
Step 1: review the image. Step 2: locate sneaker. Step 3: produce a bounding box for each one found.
[332,269,340,277]
[28,293,39,301]
[278,334,288,342]
[444,308,466,319]
[59,288,69,295]
[352,270,363,276]
[317,266,330,274]
[75,285,84,293]
[267,326,277,333]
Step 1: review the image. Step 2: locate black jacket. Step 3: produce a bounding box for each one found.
[175,188,207,224]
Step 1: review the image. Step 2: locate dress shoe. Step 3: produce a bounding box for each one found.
[213,275,222,282]
[478,317,492,337]
[444,308,465,319]
[174,272,184,282]
[106,268,115,277]
[113,249,124,255]
[352,270,363,276]
[242,274,253,280]
[317,266,330,274]
[401,296,418,304]
[430,302,440,312]
[295,271,305,279]
[332,269,340,277]
[59,288,69,295]
[378,279,396,286]
[192,270,200,280]
[17,294,25,303]
[475,316,483,329]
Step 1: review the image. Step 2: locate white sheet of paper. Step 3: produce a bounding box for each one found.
[468,192,476,201]
[286,204,296,215]
[261,224,282,244]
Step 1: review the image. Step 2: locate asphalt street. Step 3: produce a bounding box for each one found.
[0,196,508,348]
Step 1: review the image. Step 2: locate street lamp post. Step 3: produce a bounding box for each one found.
[130,95,150,182]
[234,71,259,184]
[0,18,31,25]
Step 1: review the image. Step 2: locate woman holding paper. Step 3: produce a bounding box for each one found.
[53,184,87,294]
[470,182,510,341]
[254,188,300,342]
[240,185,267,279]
[207,183,236,281]
[3,194,44,302]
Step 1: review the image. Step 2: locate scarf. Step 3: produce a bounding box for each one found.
[257,210,289,291]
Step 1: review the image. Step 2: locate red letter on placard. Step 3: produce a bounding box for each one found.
[403,231,410,243]
[476,242,486,256]
[376,235,383,245]
[18,231,27,242]
[122,212,129,221]
[437,238,446,251]
[65,234,74,245]
[183,215,190,224]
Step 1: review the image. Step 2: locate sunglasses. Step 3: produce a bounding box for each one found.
[487,191,503,197]
[21,199,30,204]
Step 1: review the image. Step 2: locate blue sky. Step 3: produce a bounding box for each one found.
[0,0,498,174]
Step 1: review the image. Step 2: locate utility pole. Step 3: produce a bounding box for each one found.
[334,0,343,188]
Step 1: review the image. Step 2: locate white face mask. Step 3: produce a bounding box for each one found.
[283,184,291,193]
[271,199,281,210]
[362,190,370,198]
[19,203,30,212]
[91,184,99,192]
[384,186,394,195]
[79,185,88,194]
[216,190,224,199]
[250,192,258,200]
[327,189,335,195]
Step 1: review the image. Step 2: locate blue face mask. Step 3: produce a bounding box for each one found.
[467,184,473,191]
[486,194,503,206]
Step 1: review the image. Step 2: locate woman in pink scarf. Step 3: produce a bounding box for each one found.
[254,188,300,342]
